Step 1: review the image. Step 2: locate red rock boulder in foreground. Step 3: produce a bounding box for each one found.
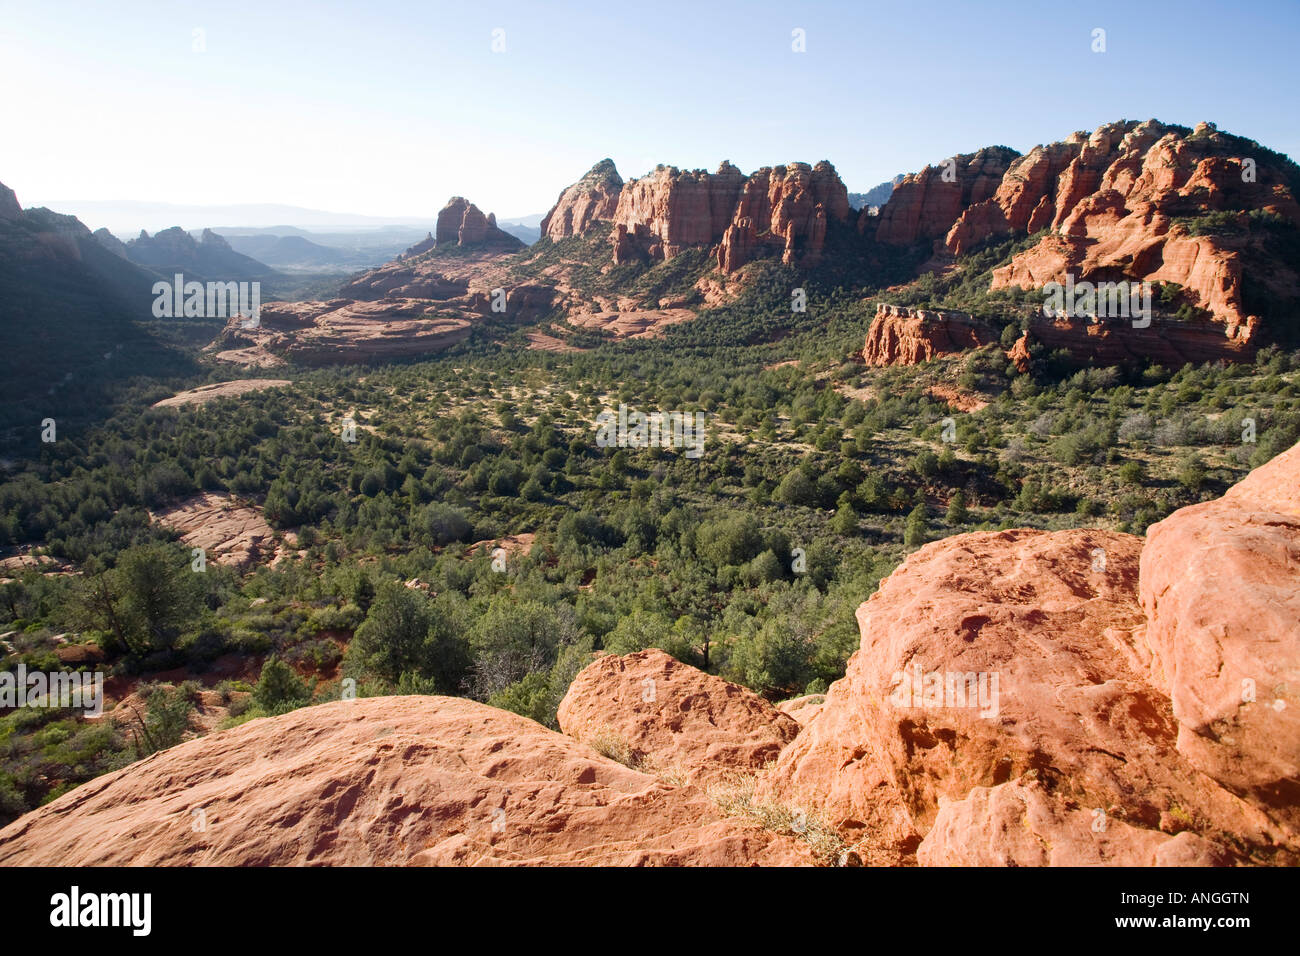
[557,648,800,786]
[760,498,1299,865]
[0,696,810,866]
[1140,440,1300,839]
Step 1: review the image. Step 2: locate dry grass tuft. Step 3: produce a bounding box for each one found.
[707,771,853,866]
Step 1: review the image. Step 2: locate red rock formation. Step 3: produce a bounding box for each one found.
[434,196,521,248]
[759,442,1300,865]
[540,159,623,240]
[718,161,849,271]
[611,161,746,262]
[0,696,812,865]
[861,303,998,366]
[557,649,800,785]
[937,120,1300,346]
[151,492,285,569]
[874,147,1019,246]
[1023,308,1257,367]
[402,231,437,257]
[1005,330,1032,372]
[602,160,850,272]
[1140,440,1300,839]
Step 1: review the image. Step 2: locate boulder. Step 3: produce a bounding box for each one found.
[557,649,800,785]
[760,525,1292,865]
[1140,440,1300,839]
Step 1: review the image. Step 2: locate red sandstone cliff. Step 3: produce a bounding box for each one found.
[873,146,1020,245]
[539,158,623,240]
[874,120,1300,357]
[540,159,852,273]
[718,161,850,271]
[861,303,998,366]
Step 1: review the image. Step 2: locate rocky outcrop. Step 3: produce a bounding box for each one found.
[434,197,522,249]
[557,649,800,785]
[564,307,694,339]
[776,694,826,727]
[150,492,285,568]
[540,159,623,240]
[401,231,437,258]
[873,147,1020,245]
[0,696,811,866]
[1028,308,1258,367]
[210,298,472,366]
[718,161,849,271]
[1005,330,1032,372]
[611,162,747,263]
[942,120,1300,346]
[759,442,1300,866]
[152,379,291,408]
[339,266,468,301]
[861,303,998,366]
[603,160,850,272]
[1140,440,1300,838]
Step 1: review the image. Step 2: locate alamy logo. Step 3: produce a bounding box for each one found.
[594,404,706,459]
[1042,274,1151,328]
[151,273,261,325]
[50,886,151,936]
[887,661,1000,718]
[0,666,103,717]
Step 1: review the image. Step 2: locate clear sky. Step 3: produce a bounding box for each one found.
[2,0,1297,223]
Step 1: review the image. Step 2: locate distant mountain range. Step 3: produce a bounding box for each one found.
[32,200,547,249]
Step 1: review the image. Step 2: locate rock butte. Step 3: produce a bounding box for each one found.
[544,158,851,273]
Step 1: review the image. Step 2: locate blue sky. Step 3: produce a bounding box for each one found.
[2,0,1297,223]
